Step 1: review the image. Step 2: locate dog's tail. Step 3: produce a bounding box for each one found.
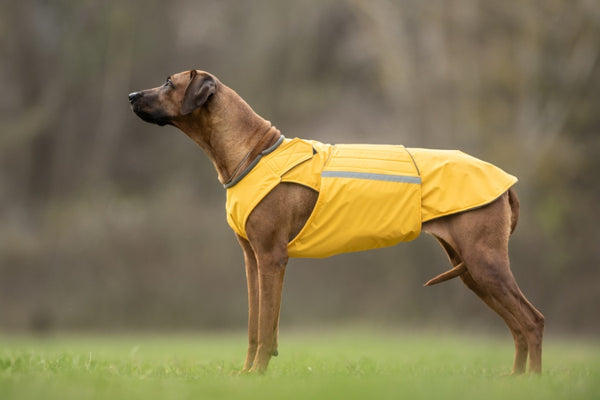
[508,187,519,234]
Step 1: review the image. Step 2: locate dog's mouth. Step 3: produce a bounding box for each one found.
[130,102,173,127]
[129,91,173,127]
[133,109,172,126]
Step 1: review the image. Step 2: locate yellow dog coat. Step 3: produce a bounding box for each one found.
[225,137,517,258]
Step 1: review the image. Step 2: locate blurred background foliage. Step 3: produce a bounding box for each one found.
[0,0,599,335]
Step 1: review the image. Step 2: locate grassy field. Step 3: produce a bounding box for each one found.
[0,330,598,400]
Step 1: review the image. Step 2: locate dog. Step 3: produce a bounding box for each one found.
[129,70,544,374]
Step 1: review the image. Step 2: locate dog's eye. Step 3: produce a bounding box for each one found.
[164,78,174,88]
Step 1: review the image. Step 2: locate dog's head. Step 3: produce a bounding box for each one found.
[129,70,217,126]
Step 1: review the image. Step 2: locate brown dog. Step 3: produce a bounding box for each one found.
[129,70,544,374]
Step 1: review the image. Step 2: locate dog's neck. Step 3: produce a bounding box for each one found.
[175,87,281,186]
[221,123,279,187]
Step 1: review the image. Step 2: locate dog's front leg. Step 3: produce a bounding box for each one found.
[237,235,259,372]
[249,247,288,373]
[243,184,304,372]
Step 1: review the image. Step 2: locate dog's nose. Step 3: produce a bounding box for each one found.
[128,92,140,104]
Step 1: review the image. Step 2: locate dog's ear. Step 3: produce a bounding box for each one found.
[181,70,216,115]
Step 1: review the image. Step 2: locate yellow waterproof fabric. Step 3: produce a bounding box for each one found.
[408,148,517,222]
[286,144,422,257]
[225,138,517,258]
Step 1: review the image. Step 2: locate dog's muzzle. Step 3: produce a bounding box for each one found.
[128,91,172,127]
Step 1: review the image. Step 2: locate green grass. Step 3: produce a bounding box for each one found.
[0,330,598,400]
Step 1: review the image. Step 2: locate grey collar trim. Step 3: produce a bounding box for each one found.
[223,135,285,189]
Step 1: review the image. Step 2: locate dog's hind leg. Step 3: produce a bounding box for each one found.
[424,192,544,374]
[453,195,544,374]
[461,248,544,374]
[459,269,530,374]
[458,193,544,373]
[428,233,529,374]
